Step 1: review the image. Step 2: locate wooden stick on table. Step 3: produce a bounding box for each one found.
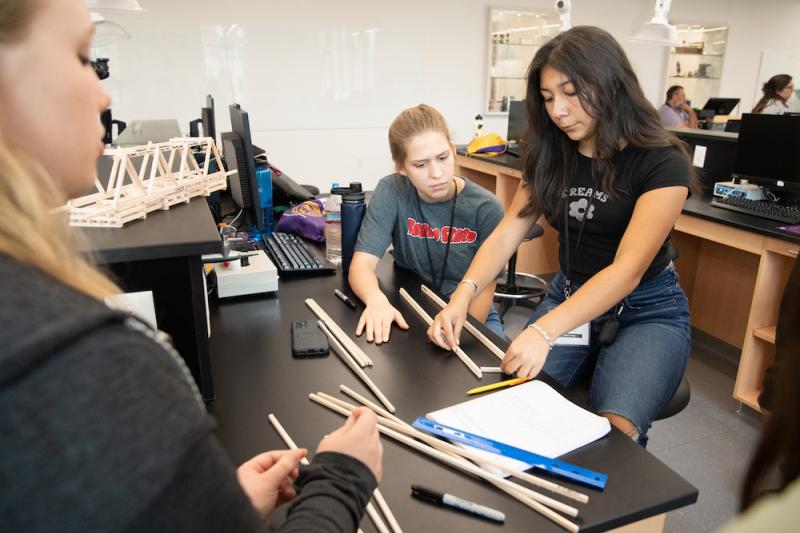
[320,390,589,504]
[420,284,506,361]
[398,288,483,379]
[317,321,396,413]
[306,298,372,367]
[308,394,580,532]
[267,413,385,533]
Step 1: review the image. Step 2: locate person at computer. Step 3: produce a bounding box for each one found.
[752,74,798,115]
[0,0,381,531]
[659,85,698,128]
[348,104,505,344]
[429,26,696,446]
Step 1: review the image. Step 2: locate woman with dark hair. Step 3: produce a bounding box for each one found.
[430,26,695,446]
[752,74,796,115]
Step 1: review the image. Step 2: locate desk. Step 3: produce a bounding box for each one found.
[80,199,221,399]
[455,153,799,412]
[208,257,697,532]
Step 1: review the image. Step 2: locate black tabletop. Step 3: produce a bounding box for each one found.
[208,256,697,532]
[78,199,222,264]
[682,193,800,244]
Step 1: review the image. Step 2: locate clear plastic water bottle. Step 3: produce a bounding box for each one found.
[324,184,342,264]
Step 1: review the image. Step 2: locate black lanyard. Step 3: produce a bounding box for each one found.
[562,179,593,299]
[415,180,459,294]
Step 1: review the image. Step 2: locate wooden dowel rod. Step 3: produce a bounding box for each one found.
[372,488,403,533]
[339,385,405,426]
[398,288,482,379]
[318,322,396,413]
[421,284,506,361]
[366,501,391,533]
[267,413,385,532]
[330,389,588,503]
[308,394,580,531]
[306,298,372,366]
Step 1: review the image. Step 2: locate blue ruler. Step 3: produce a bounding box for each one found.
[412,417,608,490]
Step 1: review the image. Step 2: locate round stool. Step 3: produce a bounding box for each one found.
[493,224,550,318]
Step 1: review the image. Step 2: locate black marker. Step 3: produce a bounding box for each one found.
[334,289,356,310]
[411,485,505,523]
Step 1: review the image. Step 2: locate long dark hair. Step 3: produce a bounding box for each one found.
[740,260,800,510]
[520,26,693,219]
[752,74,793,113]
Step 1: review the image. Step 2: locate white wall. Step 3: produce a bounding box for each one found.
[93,0,799,192]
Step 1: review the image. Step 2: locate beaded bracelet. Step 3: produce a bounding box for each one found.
[527,322,555,348]
[458,279,479,293]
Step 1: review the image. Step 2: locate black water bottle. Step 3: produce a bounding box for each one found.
[333,182,366,274]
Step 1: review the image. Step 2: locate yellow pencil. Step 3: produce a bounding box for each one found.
[466,376,532,395]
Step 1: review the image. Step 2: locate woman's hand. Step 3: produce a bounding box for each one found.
[237,448,308,520]
[355,293,408,344]
[501,325,552,378]
[428,290,471,349]
[317,407,383,482]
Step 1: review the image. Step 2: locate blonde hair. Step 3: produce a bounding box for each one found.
[388,104,452,166]
[0,0,119,300]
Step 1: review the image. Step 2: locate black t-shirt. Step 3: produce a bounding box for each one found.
[551,146,690,284]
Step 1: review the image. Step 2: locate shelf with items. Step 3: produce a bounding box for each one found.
[666,23,728,108]
[672,53,724,58]
[668,76,721,80]
[490,42,541,48]
[485,7,559,114]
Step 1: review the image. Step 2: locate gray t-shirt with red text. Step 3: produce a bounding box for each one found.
[355,173,503,296]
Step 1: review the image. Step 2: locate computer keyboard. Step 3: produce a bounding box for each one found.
[264,232,336,276]
[710,196,800,224]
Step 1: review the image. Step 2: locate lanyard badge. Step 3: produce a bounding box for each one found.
[555,186,594,346]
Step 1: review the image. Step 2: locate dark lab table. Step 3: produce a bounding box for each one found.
[80,199,221,399]
[208,256,697,532]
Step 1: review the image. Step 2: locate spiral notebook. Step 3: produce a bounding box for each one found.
[427,380,610,476]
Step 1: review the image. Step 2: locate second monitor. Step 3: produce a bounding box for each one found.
[702,97,740,116]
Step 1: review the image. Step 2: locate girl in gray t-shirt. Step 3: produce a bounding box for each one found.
[349,104,504,344]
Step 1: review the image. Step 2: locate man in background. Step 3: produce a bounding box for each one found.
[659,85,698,128]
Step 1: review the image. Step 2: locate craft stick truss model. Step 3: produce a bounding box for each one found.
[67,137,234,228]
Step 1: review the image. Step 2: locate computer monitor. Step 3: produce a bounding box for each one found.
[732,114,800,193]
[221,103,268,232]
[190,94,216,142]
[507,100,527,143]
[203,95,215,142]
[702,97,740,116]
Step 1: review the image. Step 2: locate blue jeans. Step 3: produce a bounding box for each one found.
[484,306,507,340]
[528,265,691,446]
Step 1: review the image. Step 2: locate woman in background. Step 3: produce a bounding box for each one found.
[0,0,381,531]
[751,74,797,115]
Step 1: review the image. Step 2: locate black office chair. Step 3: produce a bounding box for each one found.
[655,375,691,420]
[493,224,551,317]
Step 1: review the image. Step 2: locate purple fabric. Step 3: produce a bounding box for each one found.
[275,199,326,241]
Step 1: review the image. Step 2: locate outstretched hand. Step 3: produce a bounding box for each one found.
[355,293,409,344]
[500,326,551,378]
[428,294,470,350]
